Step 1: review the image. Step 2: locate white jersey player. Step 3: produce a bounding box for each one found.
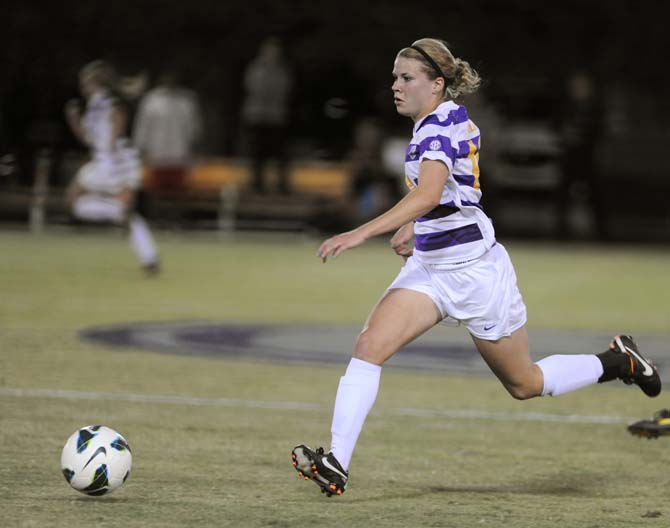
[65,60,159,275]
[291,38,661,497]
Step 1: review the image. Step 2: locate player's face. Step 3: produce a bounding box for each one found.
[79,74,96,99]
[392,57,441,122]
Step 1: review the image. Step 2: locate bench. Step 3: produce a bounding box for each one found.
[1,151,352,233]
[144,158,350,232]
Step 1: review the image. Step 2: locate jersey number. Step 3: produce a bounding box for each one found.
[467,139,480,190]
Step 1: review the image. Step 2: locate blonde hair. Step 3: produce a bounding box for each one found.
[79,60,119,92]
[398,38,481,100]
[79,60,146,101]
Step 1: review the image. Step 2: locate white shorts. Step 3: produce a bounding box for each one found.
[387,243,527,340]
[76,145,141,194]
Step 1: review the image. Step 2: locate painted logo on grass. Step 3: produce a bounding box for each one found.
[80,321,482,372]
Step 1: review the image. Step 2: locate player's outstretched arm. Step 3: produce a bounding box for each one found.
[64,99,89,146]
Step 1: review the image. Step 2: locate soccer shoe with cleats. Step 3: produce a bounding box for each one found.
[612,335,661,397]
[291,444,348,497]
[628,409,670,439]
[142,260,161,277]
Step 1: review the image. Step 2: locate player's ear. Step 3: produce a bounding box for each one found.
[432,77,445,95]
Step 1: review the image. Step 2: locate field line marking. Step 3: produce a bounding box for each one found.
[393,407,634,424]
[0,387,320,411]
[0,387,635,425]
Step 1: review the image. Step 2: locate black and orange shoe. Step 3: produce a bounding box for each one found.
[628,409,670,439]
[612,335,662,397]
[291,445,348,497]
[599,335,662,397]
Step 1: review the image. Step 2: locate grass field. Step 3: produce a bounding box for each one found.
[1,228,669,527]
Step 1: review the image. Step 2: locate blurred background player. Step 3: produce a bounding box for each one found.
[65,60,160,275]
[240,37,294,194]
[291,38,661,497]
[133,69,202,191]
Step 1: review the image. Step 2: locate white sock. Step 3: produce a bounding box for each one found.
[129,214,158,266]
[536,355,604,396]
[73,196,125,223]
[330,358,382,471]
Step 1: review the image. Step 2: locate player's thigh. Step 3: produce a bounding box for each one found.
[471,326,543,397]
[355,288,442,365]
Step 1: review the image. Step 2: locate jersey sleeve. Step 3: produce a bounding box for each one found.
[416,126,456,174]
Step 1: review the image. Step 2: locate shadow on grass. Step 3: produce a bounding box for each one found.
[350,472,600,503]
[43,496,144,504]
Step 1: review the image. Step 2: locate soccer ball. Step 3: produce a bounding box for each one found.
[60,425,132,496]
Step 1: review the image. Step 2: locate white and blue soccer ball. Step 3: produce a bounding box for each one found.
[60,425,132,496]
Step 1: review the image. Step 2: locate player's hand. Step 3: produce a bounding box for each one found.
[390,222,414,259]
[317,229,367,263]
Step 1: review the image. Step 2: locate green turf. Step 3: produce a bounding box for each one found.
[1,229,669,527]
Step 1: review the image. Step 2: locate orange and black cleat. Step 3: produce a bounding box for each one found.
[609,335,661,397]
[291,444,348,497]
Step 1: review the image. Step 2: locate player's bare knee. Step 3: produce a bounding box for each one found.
[505,383,536,400]
[505,377,543,400]
[499,364,544,400]
[353,330,390,365]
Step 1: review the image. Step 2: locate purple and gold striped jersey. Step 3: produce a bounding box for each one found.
[406,101,496,265]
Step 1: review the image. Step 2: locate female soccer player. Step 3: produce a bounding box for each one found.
[65,60,159,275]
[291,38,661,497]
